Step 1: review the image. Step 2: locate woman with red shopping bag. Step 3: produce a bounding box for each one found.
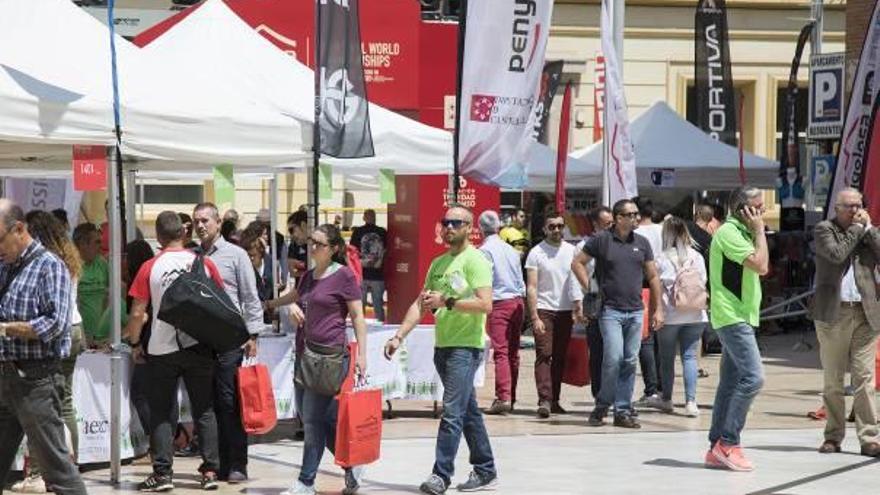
[278,224,368,495]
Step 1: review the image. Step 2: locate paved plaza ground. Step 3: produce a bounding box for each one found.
[78,330,880,494]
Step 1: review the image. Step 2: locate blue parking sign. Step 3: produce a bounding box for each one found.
[809,53,845,139]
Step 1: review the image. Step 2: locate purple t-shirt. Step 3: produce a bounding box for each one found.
[296,265,361,351]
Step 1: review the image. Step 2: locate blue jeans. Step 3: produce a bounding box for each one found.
[657,323,704,403]
[596,308,644,416]
[433,348,495,485]
[708,323,764,447]
[297,356,350,486]
[361,279,386,322]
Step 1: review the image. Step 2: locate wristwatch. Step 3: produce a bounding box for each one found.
[445,297,458,311]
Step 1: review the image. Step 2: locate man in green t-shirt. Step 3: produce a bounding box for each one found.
[73,223,109,345]
[705,187,769,473]
[384,205,497,495]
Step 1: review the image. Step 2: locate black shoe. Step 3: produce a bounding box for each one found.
[200,471,219,491]
[138,473,173,492]
[227,470,247,484]
[455,471,498,492]
[419,474,448,495]
[848,409,856,423]
[551,402,568,414]
[613,415,641,429]
[537,401,551,418]
[587,410,605,427]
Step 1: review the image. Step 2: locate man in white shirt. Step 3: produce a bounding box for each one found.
[525,212,583,418]
[634,197,664,408]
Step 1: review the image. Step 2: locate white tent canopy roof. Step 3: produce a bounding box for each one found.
[569,101,779,189]
[143,0,454,175]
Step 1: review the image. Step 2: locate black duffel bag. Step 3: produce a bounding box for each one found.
[157,254,250,353]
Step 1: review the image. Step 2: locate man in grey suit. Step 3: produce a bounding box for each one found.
[813,188,880,457]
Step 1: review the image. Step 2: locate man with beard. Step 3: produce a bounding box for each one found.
[384,205,497,495]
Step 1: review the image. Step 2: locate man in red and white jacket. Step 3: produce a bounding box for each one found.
[125,211,225,492]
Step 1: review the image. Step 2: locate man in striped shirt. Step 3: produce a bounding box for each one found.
[0,199,86,494]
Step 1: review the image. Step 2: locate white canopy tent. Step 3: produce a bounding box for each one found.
[141,0,454,175]
[567,101,779,189]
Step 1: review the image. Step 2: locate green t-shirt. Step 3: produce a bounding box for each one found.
[95,298,128,343]
[423,246,493,348]
[78,256,109,338]
[709,217,762,329]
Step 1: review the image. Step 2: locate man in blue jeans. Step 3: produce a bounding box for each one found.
[385,205,496,494]
[572,199,664,429]
[705,187,768,472]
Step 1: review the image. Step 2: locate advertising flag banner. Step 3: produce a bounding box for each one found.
[777,24,813,208]
[379,168,396,204]
[72,145,108,192]
[694,0,737,146]
[457,0,555,187]
[212,165,235,210]
[593,54,606,142]
[534,60,564,145]
[601,0,637,204]
[858,93,880,222]
[317,0,374,158]
[555,84,572,213]
[828,0,880,217]
[319,163,333,200]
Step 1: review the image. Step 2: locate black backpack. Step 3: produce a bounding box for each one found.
[157,254,250,353]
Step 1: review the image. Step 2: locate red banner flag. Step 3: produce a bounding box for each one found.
[555,84,572,214]
[72,145,107,192]
[593,54,605,142]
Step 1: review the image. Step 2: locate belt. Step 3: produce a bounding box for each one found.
[841,301,862,307]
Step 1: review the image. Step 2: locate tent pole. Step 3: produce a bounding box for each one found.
[270,174,279,300]
[108,147,123,484]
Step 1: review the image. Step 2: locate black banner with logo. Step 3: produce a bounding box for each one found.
[533,60,564,144]
[694,0,736,146]
[316,0,374,158]
[779,24,814,183]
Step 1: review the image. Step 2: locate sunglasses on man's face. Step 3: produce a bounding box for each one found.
[546,223,565,231]
[440,219,469,229]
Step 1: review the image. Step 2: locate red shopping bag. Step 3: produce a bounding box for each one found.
[335,342,382,467]
[563,335,590,386]
[237,363,278,435]
[641,289,651,339]
[876,339,880,391]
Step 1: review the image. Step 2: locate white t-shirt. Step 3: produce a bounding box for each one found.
[525,241,583,311]
[575,238,598,294]
[656,247,708,325]
[70,277,82,326]
[636,223,663,258]
[840,263,861,303]
[129,248,224,356]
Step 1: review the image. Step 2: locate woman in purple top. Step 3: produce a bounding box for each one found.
[275,224,367,495]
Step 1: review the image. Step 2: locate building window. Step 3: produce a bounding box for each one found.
[136,184,203,205]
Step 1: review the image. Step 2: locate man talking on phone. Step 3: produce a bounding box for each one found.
[384,205,497,495]
[704,187,769,472]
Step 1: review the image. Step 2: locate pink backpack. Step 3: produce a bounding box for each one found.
[671,253,708,311]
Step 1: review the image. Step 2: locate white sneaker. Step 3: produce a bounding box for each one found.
[281,480,316,495]
[685,401,700,417]
[11,474,47,493]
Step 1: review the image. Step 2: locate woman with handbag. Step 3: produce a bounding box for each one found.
[655,217,709,418]
[275,224,367,495]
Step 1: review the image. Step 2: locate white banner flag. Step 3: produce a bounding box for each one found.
[828,1,880,217]
[457,0,555,188]
[601,0,637,205]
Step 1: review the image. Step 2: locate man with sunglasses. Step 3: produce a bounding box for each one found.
[812,188,880,458]
[384,205,497,495]
[524,212,584,418]
[572,199,664,429]
[0,200,86,494]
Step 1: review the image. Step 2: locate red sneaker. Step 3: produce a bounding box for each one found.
[704,448,724,469]
[711,442,754,472]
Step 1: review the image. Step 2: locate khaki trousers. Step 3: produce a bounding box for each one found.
[815,304,880,446]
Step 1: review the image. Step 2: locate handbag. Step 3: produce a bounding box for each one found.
[157,254,250,353]
[294,339,350,396]
[237,359,278,435]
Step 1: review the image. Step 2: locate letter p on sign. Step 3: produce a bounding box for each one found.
[814,72,837,119]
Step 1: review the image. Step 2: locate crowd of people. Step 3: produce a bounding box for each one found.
[0,184,876,494]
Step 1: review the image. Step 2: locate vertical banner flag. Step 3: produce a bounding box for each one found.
[457,0,555,187]
[593,54,606,142]
[379,168,396,204]
[534,61,564,144]
[213,165,235,210]
[601,0,638,204]
[319,163,334,200]
[777,24,813,207]
[694,0,737,146]
[829,0,880,218]
[858,93,880,222]
[555,84,573,213]
[317,0,374,158]
[72,146,108,192]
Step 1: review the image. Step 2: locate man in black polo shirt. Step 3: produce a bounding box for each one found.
[572,199,665,428]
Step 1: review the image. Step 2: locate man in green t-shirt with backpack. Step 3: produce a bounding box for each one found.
[385,205,497,495]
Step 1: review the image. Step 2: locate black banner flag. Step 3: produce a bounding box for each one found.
[316,0,374,158]
[695,0,737,146]
[533,61,564,145]
[778,24,813,195]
